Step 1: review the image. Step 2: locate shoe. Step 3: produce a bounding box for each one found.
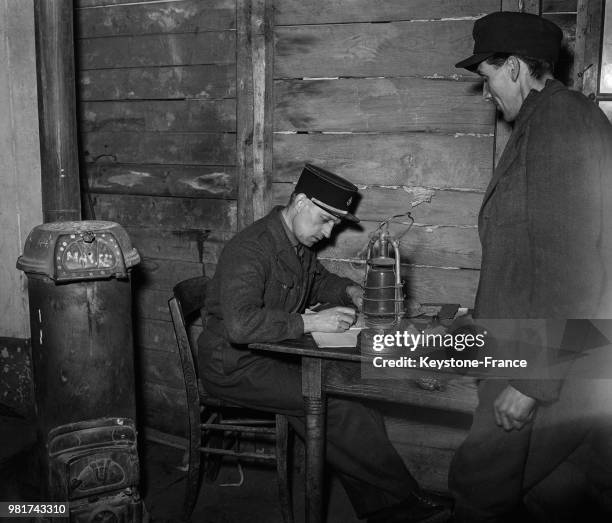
[366,490,453,523]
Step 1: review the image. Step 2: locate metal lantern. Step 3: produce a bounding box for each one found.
[363,227,404,330]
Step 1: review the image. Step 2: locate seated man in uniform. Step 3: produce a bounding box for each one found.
[198,164,450,522]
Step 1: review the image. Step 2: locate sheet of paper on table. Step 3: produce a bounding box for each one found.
[311,326,362,348]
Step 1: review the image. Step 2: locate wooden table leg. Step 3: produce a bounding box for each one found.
[302,356,325,523]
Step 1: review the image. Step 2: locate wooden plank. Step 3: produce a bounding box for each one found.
[236,0,254,229]
[501,0,540,13]
[275,20,477,79]
[273,133,493,191]
[262,0,275,219]
[141,381,187,437]
[135,318,177,352]
[76,0,235,37]
[78,64,235,101]
[320,259,479,307]
[405,264,480,307]
[274,78,495,133]
[81,131,236,165]
[542,0,577,12]
[135,288,173,322]
[77,0,163,7]
[326,363,478,413]
[273,185,483,226]
[80,99,236,132]
[136,316,202,354]
[543,13,577,41]
[124,226,207,262]
[201,230,234,263]
[544,13,577,87]
[274,0,499,25]
[90,193,237,230]
[139,347,184,389]
[315,222,481,269]
[78,31,235,70]
[133,257,204,291]
[252,0,274,220]
[86,163,237,199]
[574,0,604,95]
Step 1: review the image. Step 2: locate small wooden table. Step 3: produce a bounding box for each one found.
[249,336,477,523]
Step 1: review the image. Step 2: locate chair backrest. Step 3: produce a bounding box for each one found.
[169,275,208,360]
[168,276,209,514]
[173,275,209,320]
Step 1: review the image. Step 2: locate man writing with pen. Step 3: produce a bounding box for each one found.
[198,163,451,522]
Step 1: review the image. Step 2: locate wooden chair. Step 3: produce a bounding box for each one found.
[168,275,293,522]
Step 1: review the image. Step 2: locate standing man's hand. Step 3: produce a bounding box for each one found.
[346,285,364,311]
[494,385,537,431]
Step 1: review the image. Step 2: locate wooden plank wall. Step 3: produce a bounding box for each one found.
[542,0,578,87]
[74,0,238,435]
[271,0,502,309]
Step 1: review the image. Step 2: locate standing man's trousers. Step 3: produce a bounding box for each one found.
[449,378,612,522]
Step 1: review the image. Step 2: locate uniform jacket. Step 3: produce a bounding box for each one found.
[199,207,356,373]
[474,79,612,401]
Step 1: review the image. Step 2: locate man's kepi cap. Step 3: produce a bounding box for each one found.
[455,11,563,71]
[295,164,360,223]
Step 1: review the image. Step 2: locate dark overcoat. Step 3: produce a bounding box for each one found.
[474,79,612,401]
[450,81,612,519]
[476,79,612,320]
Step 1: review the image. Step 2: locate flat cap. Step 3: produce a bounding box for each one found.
[294,164,359,223]
[455,11,563,71]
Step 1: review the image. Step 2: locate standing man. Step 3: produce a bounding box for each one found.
[199,164,450,522]
[450,11,612,522]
